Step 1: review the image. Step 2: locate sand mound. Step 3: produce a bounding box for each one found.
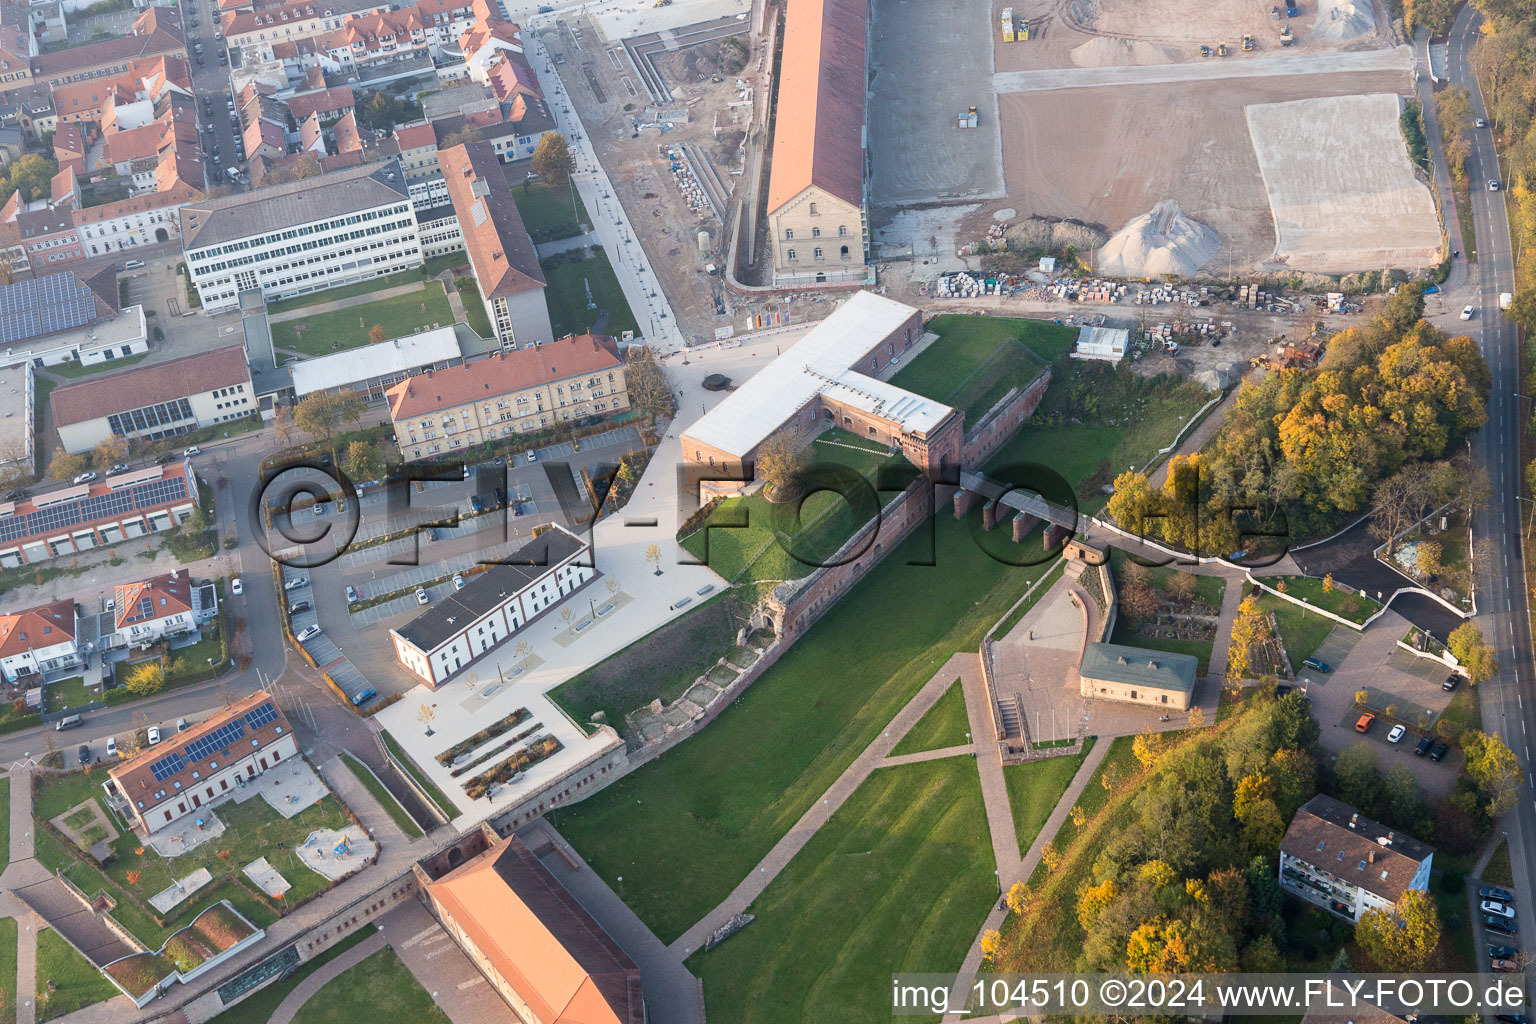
[1312,0,1373,41]
[1069,36,1173,68]
[1096,200,1220,279]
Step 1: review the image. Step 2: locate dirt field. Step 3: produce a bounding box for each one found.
[990,68,1413,271]
[867,0,1005,205]
[1246,93,1442,272]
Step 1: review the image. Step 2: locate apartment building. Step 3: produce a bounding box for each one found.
[1278,794,1434,923]
[385,333,627,462]
[179,159,422,312]
[112,569,196,646]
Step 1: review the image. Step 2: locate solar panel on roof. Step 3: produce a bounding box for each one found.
[243,701,278,731]
[149,751,185,781]
[183,719,246,763]
[0,272,102,348]
[0,475,188,546]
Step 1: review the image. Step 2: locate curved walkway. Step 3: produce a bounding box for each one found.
[268,929,388,1024]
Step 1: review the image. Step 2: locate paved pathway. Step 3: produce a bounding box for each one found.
[535,230,599,260]
[3,767,54,1024]
[959,666,1025,887]
[883,744,978,767]
[382,899,515,1024]
[667,660,966,956]
[267,928,388,1024]
[265,282,438,324]
[313,755,426,854]
[992,45,1413,93]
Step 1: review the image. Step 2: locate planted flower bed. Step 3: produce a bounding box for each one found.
[464,736,563,800]
[450,724,541,778]
[436,709,531,766]
[164,932,215,973]
[104,953,177,999]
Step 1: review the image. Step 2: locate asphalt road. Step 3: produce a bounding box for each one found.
[184,0,244,193]
[1446,4,1536,982]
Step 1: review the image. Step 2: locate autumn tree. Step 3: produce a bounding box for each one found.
[1370,467,1433,556]
[1463,731,1522,816]
[440,123,483,149]
[1165,571,1197,604]
[1413,540,1444,578]
[1119,580,1158,621]
[92,436,128,471]
[0,154,58,204]
[123,661,166,697]
[1448,622,1499,684]
[342,439,385,484]
[1225,596,1268,681]
[273,403,295,447]
[368,324,386,346]
[755,429,805,501]
[1105,469,1157,538]
[1355,889,1440,971]
[532,131,575,185]
[293,391,365,445]
[1132,728,1163,770]
[624,347,673,422]
[47,447,90,482]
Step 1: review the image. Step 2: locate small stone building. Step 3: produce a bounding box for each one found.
[1078,641,1196,711]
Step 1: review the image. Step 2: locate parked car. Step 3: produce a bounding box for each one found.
[147,725,162,746]
[1430,740,1450,762]
[1355,713,1375,733]
[106,736,118,758]
[284,576,308,591]
[1496,1014,1530,1024]
[346,585,359,603]
[1482,888,1515,903]
[537,3,553,9]
[77,744,90,763]
[183,445,201,457]
[1443,673,1461,691]
[1414,736,1434,756]
[295,624,321,643]
[351,687,378,707]
[109,462,129,474]
[1489,944,1520,959]
[155,452,177,464]
[1486,915,1519,935]
[494,485,507,505]
[176,717,189,732]
[231,577,243,596]
[1387,724,1406,743]
[1301,657,1329,673]
[289,600,312,614]
[1485,900,1517,919]
[1492,958,1521,973]
[526,449,537,462]
[453,573,465,591]
[72,471,98,485]
[469,495,484,513]
[4,488,25,501]
[1461,305,1476,320]
[415,588,429,605]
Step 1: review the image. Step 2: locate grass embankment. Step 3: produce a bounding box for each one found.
[890,679,970,756]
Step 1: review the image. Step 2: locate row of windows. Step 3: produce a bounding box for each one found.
[783,225,850,240]
[188,204,412,264]
[107,397,194,436]
[784,246,852,262]
[192,220,416,276]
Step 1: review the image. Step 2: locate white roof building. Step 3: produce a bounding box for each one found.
[290,325,465,400]
[684,291,942,460]
[1073,325,1129,363]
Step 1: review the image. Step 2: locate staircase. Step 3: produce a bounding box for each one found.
[996,694,1022,739]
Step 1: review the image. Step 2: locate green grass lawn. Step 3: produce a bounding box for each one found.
[47,354,149,380]
[290,946,449,1024]
[1484,838,1514,887]
[890,679,970,756]
[265,256,466,315]
[548,509,1050,943]
[689,759,994,1024]
[889,314,1066,423]
[339,753,423,838]
[43,676,92,714]
[1259,575,1380,624]
[35,929,120,1022]
[1003,738,1095,856]
[271,283,454,357]
[0,917,15,1024]
[1255,594,1335,671]
[510,178,589,243]
[204,926,377,1024]
[1027,735,1137,886]
[454,279,495,338]
[679,432,908,583]
[548,592,746,737]
[540,248,638,340]
[381,732,461,821]
[35,770,349,947]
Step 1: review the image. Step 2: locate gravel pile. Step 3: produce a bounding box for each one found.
[1096,200,1220,279]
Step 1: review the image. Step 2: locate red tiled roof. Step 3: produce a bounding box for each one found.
[436,141,543,300]
[33,28,185,77]
[0,598,76,660]
[387,334,619,419]
[285,85,353,122]
[50,346,250,427]
[765,0,867,212]
[393,121,436,151]
[114,570,191,631]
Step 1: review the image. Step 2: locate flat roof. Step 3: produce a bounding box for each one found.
[0,362,31,468]
[179,159,409,251]
[1076,325,1128,353]
[291,325,463,397]
[392,525,584,652]
[1079,641,1197,693]
[682,291,933,459]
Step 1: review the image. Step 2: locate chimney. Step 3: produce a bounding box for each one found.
[1348,813,1358,829]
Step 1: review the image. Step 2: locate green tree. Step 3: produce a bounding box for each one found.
[1448,622,1499,683]
[1463,731,1522,817]
[123,661,166,697]
[1333,741,1382,812]
[532,131,575,185]
[2,154,59,204]
[342,439,385,484]
[293,391,365,444]
[1355,889,1440,971]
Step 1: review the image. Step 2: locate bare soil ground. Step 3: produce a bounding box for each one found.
[990,69,1413,271]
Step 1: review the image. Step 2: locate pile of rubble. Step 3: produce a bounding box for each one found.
[664,147,711,217]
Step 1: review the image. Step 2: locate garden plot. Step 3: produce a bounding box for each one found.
[52,801,120,851]
[1245,93,1442,272]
